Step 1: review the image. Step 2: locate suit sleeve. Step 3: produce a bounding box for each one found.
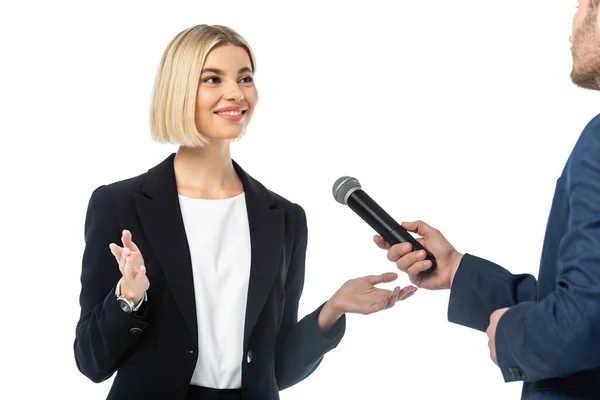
[493,143,600,383]
[73,185,149,383]
[274,204,346,390]
[447,254,537,332]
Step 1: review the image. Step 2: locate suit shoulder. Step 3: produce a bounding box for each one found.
[268,189,294,209]
[244,172,297,210]
[577,113,600,150]
[89,172,147,205]
[564,114,600,183]
[106,172,146,194]
[241,168,306,229]
[264,187,304,215]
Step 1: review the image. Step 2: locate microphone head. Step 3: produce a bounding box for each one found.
[332,176,361,205]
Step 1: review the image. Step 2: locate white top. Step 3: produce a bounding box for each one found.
[178,192,251,389]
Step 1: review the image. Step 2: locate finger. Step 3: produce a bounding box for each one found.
[123,256,135,281]
[393,286,402,304]
[109,243,123,260]
[130,257,142,275]
[373,235,391,250]
[401,220,433,237]
[376,289,393,311]
[396,250,429,273]
[406,260,433,281]
[386,242,413,262]
[136,266,147,282]
[119,247,130,267]
[121,229,140,252]
[398,286,417,301]
[385,287,401,309]
[115,248,127,276]
[367,272,398,286]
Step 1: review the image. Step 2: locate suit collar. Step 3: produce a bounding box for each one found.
[142,152,273,206]
[136,153,284,346]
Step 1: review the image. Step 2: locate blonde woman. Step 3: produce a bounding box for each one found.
[73,24,417,400]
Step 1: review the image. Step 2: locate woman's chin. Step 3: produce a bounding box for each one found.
[204,130,244,142]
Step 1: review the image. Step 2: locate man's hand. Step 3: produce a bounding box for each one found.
[374,220,463,290]
[486,307,510,365]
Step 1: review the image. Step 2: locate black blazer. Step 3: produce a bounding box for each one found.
[74,153,346,400]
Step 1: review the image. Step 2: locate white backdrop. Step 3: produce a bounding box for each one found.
[1,0,596,399]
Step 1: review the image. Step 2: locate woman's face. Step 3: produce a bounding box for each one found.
[195,44,258,142]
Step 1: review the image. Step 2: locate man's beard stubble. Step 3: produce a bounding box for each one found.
[571,9,600,90]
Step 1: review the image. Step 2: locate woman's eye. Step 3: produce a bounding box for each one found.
[203,76,220,84]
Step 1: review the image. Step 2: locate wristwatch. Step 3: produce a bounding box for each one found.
[115,281,147,314]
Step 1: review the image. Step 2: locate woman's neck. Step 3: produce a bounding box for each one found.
[173,141,243,199]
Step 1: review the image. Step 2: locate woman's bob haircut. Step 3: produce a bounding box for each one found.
[150,24,256,147]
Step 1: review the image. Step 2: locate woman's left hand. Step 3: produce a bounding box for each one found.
[332,272,416,315]
[317,272,417,332]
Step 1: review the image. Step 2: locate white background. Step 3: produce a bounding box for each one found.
[0,0,596,399]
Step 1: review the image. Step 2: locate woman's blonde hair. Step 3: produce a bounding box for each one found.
[150,24,256,147]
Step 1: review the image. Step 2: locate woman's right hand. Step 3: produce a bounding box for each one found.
[109,229,149,304]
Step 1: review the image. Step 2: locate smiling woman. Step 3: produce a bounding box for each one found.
[194,45,256,140]
[73,24,417,400]
[149,26,258,148]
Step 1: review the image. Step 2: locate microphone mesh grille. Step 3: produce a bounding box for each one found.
[332,176,361,205]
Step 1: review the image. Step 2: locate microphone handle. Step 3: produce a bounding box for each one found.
[347,190,437,273]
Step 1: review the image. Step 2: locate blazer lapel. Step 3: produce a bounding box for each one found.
[135,154,198,340]
[132,154,285,347]
[233,161,285,347]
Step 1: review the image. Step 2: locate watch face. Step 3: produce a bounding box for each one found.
[118,298,132,313]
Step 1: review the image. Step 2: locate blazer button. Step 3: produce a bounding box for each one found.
[129,327,142,336]
[509,367,525,380]
[246,350,252,364]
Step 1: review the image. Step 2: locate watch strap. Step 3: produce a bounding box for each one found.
[115,280,147,312]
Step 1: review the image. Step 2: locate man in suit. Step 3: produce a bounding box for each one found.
[373,0,600,398]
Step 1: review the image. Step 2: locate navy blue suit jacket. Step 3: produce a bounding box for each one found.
[73,154,346,400]
[448,114,600,399]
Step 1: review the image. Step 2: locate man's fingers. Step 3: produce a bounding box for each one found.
[386,242,413,262]
[373,235,391,250]
[400,220,420,233]
[406,259,433,280]
[401,220,433,237]
[396,250,429,273]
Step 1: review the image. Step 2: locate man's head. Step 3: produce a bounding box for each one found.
[571,0,600,90]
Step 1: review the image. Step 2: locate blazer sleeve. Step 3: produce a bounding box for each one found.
[274,204,346,390]
[447,254,537,332]
[73,185,150,383]
[494,142,600,383]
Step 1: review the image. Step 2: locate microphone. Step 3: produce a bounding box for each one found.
[332,176,437,273]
